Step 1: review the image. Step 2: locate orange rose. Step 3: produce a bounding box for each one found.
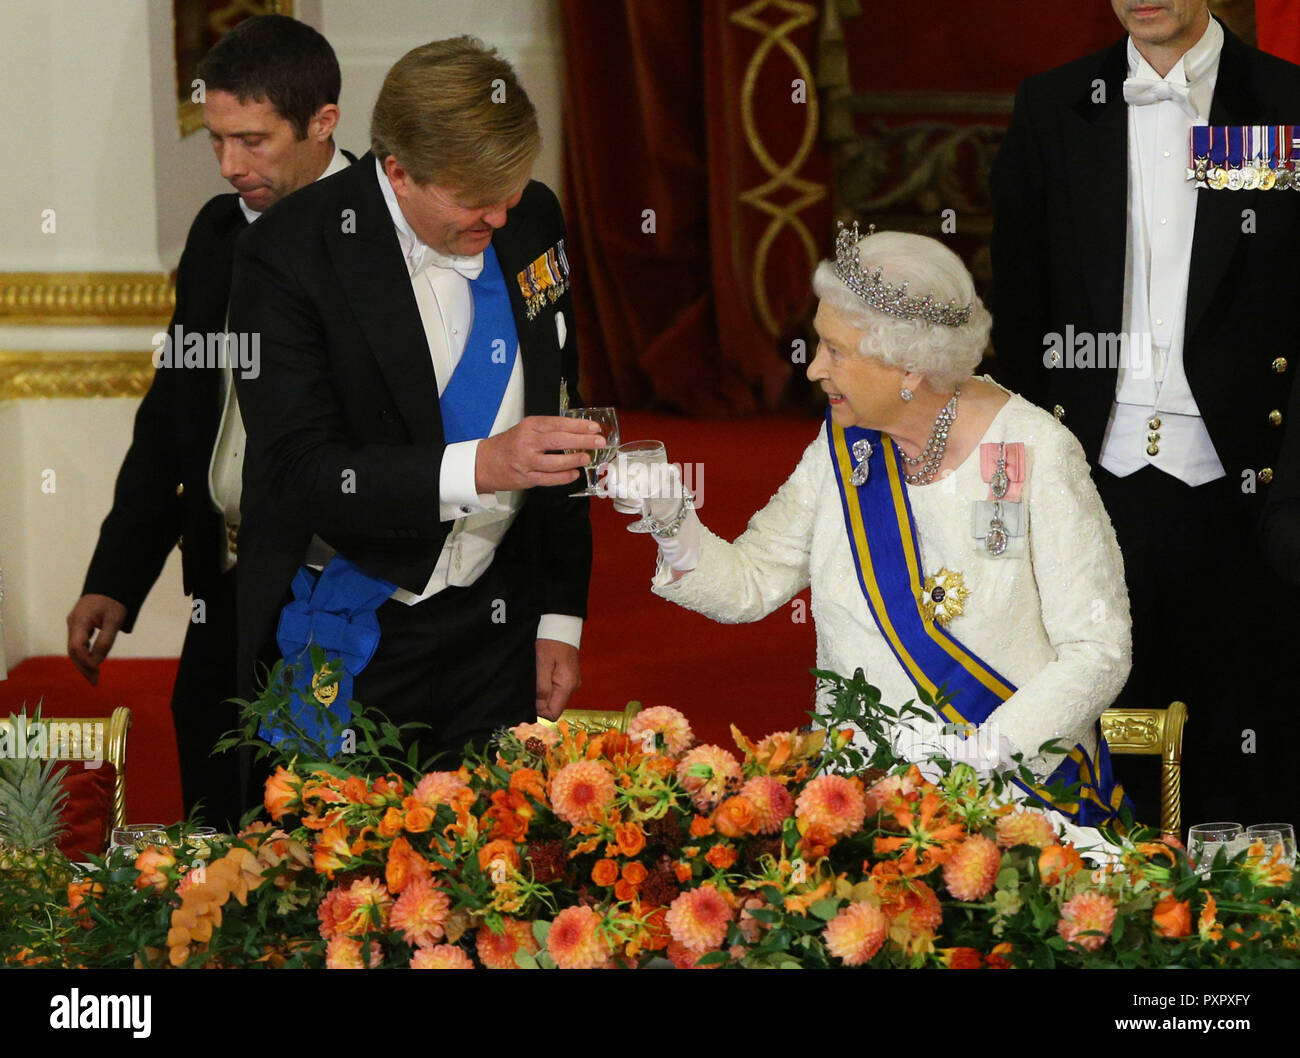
[713,795,760,838]
[403,805,434,834]
[263,766,302,820]
[622,861,648,886]
[1152,893,1192,939]
[134,845,177,892]
[706,845,738,870]
[674,860,694,883]
[1038,844,1084,885]
[614,822,646,857]
[591,859,620,887]
[378,806,404,839]
[689,815,715,838]
[478,839,521,876]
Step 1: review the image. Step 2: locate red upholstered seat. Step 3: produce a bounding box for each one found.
[56,760,117,861]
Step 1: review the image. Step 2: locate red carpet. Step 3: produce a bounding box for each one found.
[0,411,822,822]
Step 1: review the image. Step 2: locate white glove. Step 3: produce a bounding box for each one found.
[602,460,700,573]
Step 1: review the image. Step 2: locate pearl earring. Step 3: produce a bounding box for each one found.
[899,387,914,402]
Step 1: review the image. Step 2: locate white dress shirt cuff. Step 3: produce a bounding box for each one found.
[438,438,505,518]
[537,614,583,649]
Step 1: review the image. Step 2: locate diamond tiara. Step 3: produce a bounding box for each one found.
[832,222,973,328]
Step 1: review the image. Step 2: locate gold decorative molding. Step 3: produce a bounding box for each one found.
[731,0,827,337]
[0,352,154,400]
[0,272,174,326]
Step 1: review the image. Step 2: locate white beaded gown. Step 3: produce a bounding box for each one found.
[652,384,1132,779]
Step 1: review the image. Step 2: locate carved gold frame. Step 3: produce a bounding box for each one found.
[175,0,296,137]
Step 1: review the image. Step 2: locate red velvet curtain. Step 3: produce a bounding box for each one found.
[1257,0,1300,64]
[559,1,830,415]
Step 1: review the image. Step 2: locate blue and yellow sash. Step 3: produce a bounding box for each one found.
[826,413,1126,826]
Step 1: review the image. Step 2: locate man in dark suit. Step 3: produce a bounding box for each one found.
[990,1,1300,826]
[229,37,598,763]
[67,15,348,829]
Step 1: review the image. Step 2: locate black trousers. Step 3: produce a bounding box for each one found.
[350,537,539,768]
[1095,466,1297,829]
[171,567,244,831]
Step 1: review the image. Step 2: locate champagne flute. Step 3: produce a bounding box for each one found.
[613,440,668,532]
[564,407,619,497]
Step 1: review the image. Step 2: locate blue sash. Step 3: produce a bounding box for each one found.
[265,245,518,752]
[825,413,1127,825]
[439,244,518,443]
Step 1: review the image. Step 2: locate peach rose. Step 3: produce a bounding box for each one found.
[713,795,760,839]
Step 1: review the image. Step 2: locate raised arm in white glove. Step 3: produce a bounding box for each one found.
[602,459,700,575]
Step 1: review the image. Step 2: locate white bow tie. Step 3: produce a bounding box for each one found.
[1123,74,1198,118]
[406,243,484,281]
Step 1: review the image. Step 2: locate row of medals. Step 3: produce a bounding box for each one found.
[1191,158,1300,190]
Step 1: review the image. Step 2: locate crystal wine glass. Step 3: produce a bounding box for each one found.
[1187,821,1243,875]
[1247,823,1296,866]
[107,823,169,868]
[612,440,668,532]
[564,406,619,497]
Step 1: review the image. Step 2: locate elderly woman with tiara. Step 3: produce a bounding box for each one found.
[606,227,1133,824]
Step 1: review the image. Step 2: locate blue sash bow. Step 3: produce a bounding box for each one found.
[265,245,520,753]
[826,413,1127,825]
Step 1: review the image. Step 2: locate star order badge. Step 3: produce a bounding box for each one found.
[919,567,970,626]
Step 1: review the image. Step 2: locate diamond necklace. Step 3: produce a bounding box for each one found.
[899,386,960,485]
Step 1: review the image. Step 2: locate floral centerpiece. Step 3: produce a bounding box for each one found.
[4,660,1298,969]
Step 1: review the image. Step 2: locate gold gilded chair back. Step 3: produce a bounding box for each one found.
[1100,702,1186,839]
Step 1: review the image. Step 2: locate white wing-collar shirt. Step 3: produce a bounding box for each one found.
[1100,16,1226,486]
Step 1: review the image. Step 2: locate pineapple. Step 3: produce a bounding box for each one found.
[0,709,74,910]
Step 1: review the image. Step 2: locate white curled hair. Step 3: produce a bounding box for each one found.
[811,230,992,392]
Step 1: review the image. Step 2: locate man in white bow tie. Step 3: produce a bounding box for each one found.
[230,37,599,770]
[989,1,1300,828]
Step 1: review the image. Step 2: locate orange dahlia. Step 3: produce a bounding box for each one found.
[390,876,451,949]
[739,776,794,834]
[325,936,382,969]
[549,760,617,827]
[547,906,610,969]
[995,808,1057,850]
[317,885,357,940]
[627,705,694,755]
[410,944,475,969]
[942,835,1002,900]
[410,770,469,809]
[333,877,393,935]
[666,885,732,951]
[1057,891,1117,952]
[476,917,540,969]
[509,721,561,748]
[824,901,887,966]
[676,745,742,811]
[795,774,867,838]
[862,770,920,817]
